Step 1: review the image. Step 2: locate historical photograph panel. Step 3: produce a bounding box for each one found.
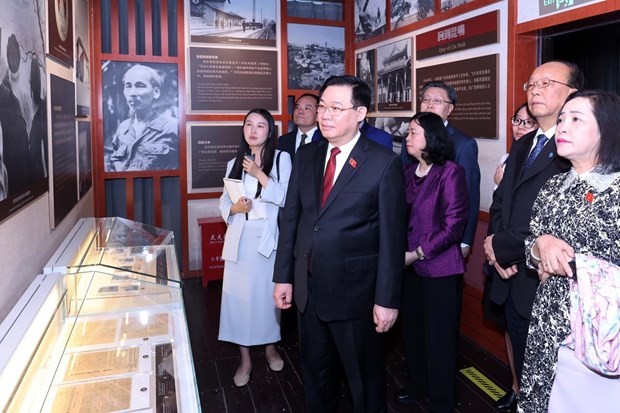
[48,0,74,66]
[0,0,49,222]
[377,38,412,111]
[287,23,344,91]
[189,0,277,48]
[355,0,386,42]
[78,121,92,199]
[75,0,90,116]
[287,0,342,21]
[391,0,435,30]
[102,61,179,173]
[441,0,474,13]
[367,116,409,156]
[356,49,376,109]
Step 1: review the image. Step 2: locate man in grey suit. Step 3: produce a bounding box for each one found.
[485,61,583,410]
[273,75,406,413]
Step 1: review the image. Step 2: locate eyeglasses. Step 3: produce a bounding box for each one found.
[511,117,537,128]
[420,96,452,106]
[317,104,358,116]
[523,78,573,92]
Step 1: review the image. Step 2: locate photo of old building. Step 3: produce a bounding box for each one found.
[287,23,344,90]
[377,38,411,111]
[189,0,277,46]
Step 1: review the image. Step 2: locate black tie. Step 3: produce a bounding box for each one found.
[300,133,308,147]
[522,134,548,174]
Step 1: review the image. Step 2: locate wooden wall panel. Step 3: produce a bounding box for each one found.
[89,0,620,292]
[91,0,184,269]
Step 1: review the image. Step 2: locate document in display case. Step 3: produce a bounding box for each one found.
[0,218,201,412]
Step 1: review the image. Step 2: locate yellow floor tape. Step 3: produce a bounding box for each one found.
[459,366,506,402]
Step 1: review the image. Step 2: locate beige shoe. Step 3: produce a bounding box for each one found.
[233,366,251,387]
[266,352,284,372]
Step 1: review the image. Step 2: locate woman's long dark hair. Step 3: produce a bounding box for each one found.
[227,108,277,197]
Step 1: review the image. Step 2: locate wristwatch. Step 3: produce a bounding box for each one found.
[416,246,426,261]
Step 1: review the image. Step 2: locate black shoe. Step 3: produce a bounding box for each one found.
[394,388,421,405]
[495,390,518,411]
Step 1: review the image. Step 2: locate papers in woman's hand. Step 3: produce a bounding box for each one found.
[223,177,266,220]
[223,178,244,203]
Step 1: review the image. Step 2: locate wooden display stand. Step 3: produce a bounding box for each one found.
[198,217,227,287]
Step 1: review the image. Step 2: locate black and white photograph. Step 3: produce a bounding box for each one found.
[0,0,49,222]
[189,0,277,48]
[48,0,73,66]
[356,49,376,109]
[391,0,435,29]
[102,61,179,172]
[287,23,344,90]
[441,0,474,12]
[377,38,412,111]
[77,121,92,199]
[367,116,409,156]
[75,0,90,116]
[287,0,342,21]
[355,0,386,42]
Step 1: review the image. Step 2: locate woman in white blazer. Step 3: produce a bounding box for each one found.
[218,109,292,387]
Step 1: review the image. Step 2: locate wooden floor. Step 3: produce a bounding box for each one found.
[183,278,510,413]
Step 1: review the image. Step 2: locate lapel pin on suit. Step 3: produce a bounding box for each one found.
[349,158,357,168]
[548,152,554,158]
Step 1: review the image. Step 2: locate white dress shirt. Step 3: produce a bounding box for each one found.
[323,132,361,186]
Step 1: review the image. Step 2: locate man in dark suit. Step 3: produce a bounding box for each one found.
[273,75,407,413]
[360,119,393,150]
[485,61,583,410]
[277,93,323,160]
[402,81,480,258]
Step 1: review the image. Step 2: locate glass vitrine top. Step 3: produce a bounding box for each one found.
[95,217,174,248]
[46,217,180,285]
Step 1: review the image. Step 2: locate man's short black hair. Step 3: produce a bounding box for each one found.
[296,93,319,105]
[319,75,371,110]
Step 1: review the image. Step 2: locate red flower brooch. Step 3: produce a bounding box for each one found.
[585,191,594,203]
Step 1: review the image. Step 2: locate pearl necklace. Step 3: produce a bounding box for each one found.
[415,163,432,178]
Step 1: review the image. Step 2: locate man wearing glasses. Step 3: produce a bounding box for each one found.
[402,80,480,259]
[278,93,323,160]
[274,75,406,413]
[485,61,583,410]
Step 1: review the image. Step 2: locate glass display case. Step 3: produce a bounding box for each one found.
[0,218,200,412]
[44,217,177,281]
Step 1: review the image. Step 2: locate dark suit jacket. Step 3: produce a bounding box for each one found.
[488,130,571,318]
[404,161,469,277]
[360,121,393,150]
[277,127,323,161]
[402,122,480,246]
[273,135,407,321]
